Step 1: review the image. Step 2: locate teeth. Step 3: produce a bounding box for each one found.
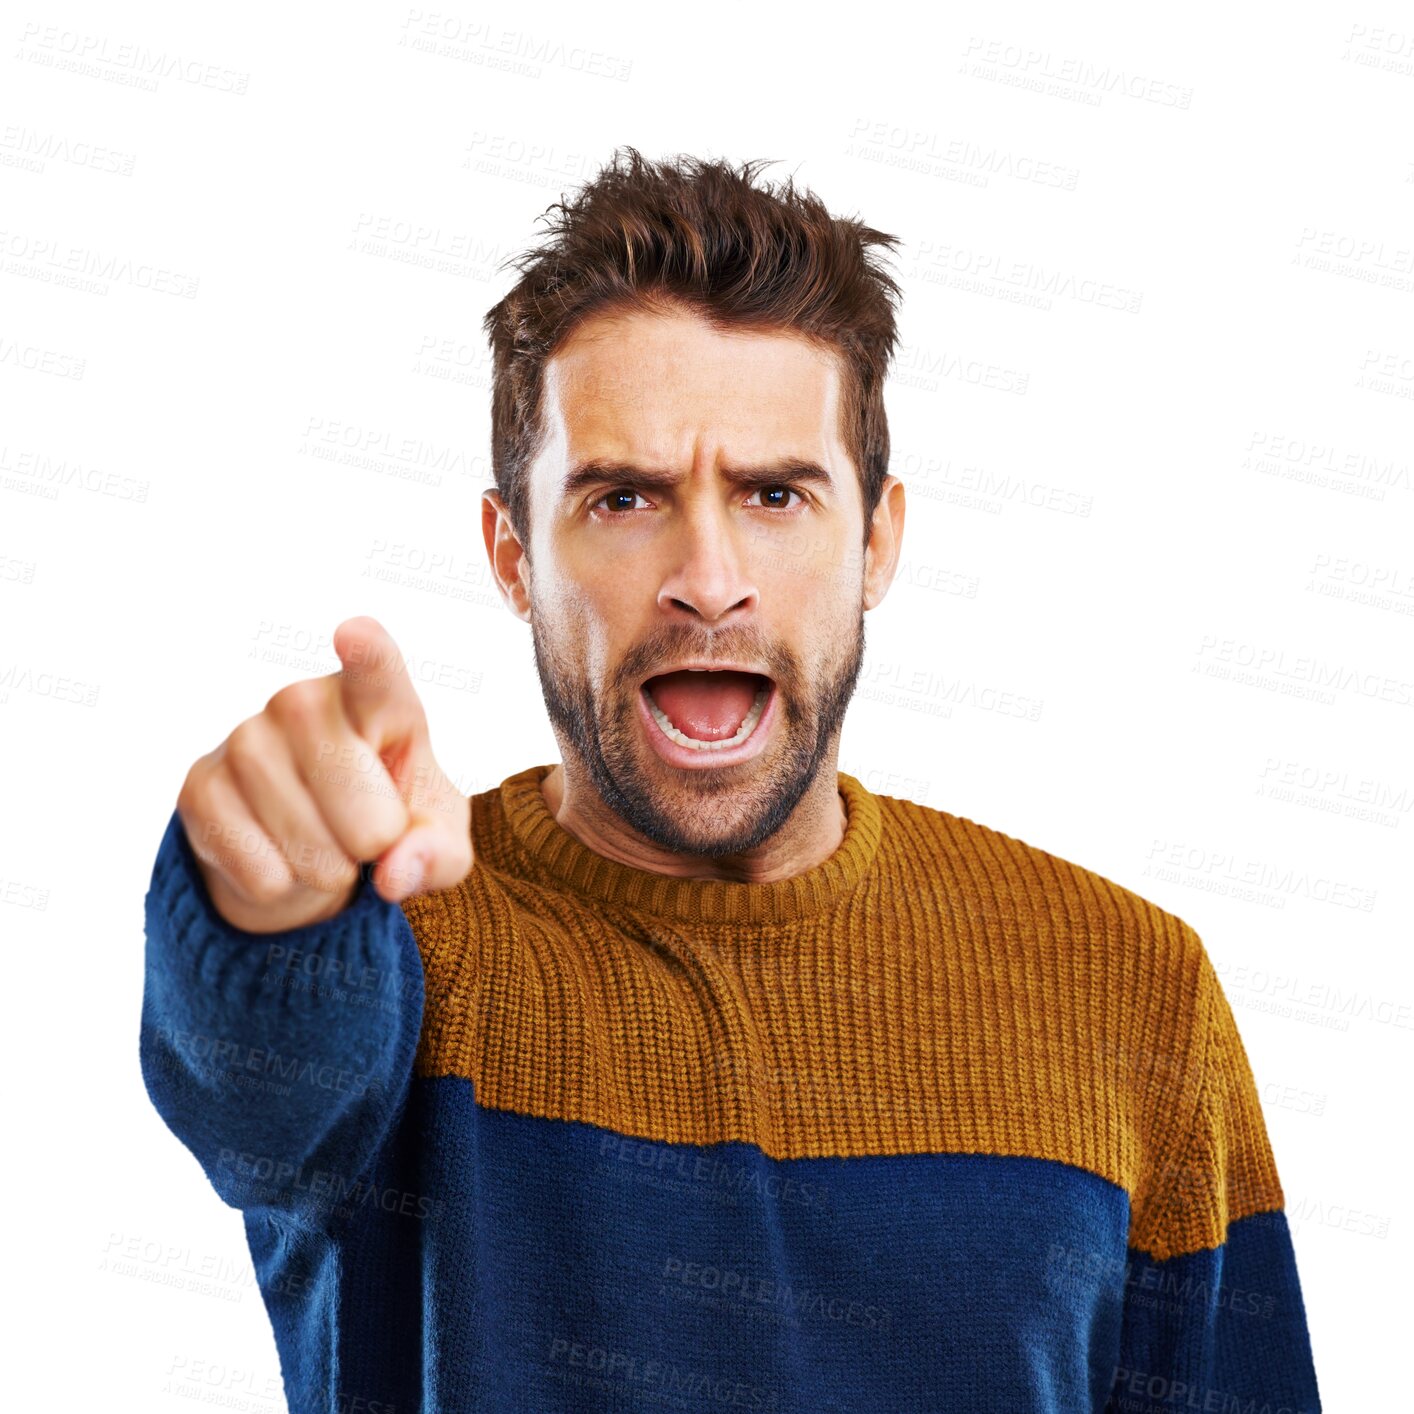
[646,682,770,751]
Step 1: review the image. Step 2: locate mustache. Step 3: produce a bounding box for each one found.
[620,633,782,688]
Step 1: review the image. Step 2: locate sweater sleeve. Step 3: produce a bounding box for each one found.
[1106,947,1323,1413]
[138,809,426,1235]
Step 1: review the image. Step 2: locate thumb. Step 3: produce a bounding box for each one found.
[375,752,472,901]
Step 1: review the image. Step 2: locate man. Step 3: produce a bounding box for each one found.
[140,147,1322,1413]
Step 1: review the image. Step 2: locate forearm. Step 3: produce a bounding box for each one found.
[139,809,426,1231]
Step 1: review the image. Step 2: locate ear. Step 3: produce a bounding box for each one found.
[863,475,906,610]
[483,490,532,622]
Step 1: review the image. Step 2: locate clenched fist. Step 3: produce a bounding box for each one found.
[176,616,473,934]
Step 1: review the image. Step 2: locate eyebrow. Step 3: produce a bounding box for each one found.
[560,456,836,503]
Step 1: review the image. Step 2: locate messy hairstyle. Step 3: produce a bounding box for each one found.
[481,145,903,553]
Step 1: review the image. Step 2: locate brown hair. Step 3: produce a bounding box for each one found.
[481,145,903,553]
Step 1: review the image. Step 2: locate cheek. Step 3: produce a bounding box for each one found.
[761,550,851,624]
[753,520,847,577]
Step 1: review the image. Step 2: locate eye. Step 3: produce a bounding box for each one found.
[589,484,807,518]
[592,488,649,516]
[749,485,805,511]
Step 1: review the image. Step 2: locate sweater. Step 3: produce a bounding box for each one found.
[139,762,1323,1414]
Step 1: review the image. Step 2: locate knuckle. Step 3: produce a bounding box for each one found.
[236,860,296,904]
[291,852,359,898]
[177,774,227,854]
[224,716,265,768]
[266,679,325,728]
[176,761,209,820]
[215,837,294,901]
[198,819,289,896]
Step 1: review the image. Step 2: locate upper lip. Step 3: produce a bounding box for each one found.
[642,662,774,683]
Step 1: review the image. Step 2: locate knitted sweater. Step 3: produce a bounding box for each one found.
[139,763,1323,1414]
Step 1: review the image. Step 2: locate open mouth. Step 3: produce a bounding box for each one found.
[640,668,774,753]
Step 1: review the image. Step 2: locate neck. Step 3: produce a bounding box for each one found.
[539,759,849,884]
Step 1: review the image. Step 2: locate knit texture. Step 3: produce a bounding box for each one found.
[140,763,1322,1413]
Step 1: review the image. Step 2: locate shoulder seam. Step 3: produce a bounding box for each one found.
[1138,941,1218,1259]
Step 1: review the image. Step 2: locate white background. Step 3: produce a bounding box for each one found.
[3,1,1410,1408]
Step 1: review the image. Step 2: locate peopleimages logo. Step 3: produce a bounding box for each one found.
[960,36,1194,108]
[215,1149,445,1222]
[1108,1366,1313,1414]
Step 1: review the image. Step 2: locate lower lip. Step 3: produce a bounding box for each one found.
[637,678,778,769]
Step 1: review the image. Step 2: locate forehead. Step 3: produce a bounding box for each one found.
[539,305,846,468]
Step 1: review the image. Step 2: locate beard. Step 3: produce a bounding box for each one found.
[529,603,866,859]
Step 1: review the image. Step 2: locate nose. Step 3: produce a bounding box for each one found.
[654,500,760,625]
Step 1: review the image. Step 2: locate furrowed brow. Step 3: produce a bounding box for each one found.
[560,457,835,502]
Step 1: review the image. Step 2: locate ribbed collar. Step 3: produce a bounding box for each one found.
[497,763,883,926]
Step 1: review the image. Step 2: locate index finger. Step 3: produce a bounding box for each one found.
[332,615,429,760]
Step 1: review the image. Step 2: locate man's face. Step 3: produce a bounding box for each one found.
[505,303,892,858]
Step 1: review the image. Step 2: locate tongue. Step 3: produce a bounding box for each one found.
[646,670,761,741]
